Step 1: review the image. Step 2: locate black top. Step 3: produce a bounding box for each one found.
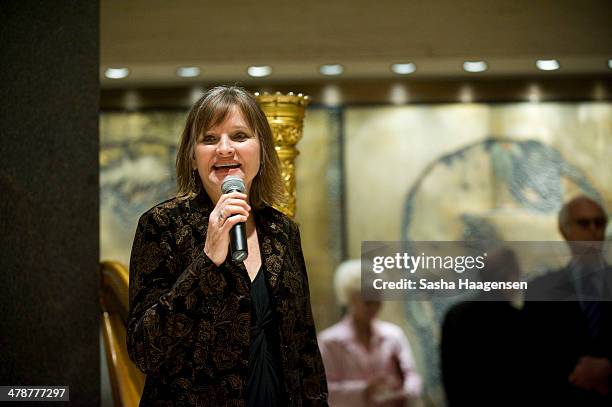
[246,267,283,407]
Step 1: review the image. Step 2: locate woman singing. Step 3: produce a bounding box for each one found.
[127,86,328,406]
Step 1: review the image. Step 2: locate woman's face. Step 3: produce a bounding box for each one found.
[193,106,261,203]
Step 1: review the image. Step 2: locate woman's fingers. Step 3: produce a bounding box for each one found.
[215,193,250,220]
[222,214,248,231]
[218,191,248,205]
[216,193,250,224]
[226,197,251,209]
[205,192,250,266]
[218,204,249,223]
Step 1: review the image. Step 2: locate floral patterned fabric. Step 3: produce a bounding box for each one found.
[127,191,328,406]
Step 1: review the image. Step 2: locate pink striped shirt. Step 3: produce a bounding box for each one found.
[318,316,422,407]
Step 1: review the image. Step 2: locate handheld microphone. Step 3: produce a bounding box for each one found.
[221,176,248,262]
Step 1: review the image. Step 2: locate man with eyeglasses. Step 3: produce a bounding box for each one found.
[524,195,611,406]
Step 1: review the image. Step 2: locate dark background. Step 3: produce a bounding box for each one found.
[0,1,100,404]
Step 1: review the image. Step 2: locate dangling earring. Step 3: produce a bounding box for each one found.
[189,169,198,193]
[258,158,264,175]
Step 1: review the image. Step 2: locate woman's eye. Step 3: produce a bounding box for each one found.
[233,132,248,141]
[201,135,217,143]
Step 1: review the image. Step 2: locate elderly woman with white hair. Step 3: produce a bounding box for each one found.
[318,260,422,407]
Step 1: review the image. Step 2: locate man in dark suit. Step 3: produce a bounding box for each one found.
[524,196,611,405]
[441,248,525,407]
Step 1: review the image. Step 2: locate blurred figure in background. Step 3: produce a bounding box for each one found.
[524,195,611,406]
[440,247,525,406]
[318,260,422,407]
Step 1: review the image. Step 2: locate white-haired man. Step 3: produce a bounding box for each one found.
[524,195,611,405]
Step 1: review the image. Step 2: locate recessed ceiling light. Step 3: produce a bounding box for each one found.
[391,63,416,75]
[593,82,605,100]
[527,84,541,103]
[123,90,140,110]
[247,65,272,77]
[104,67,129,79]
[463,61,488,73]
[536,59,560,71]
[177,67,201,78]
[322,85,341,106]
[459,85,474,103]
[319,64,344,76]
[390,83,409,104]
[190,86,206,104]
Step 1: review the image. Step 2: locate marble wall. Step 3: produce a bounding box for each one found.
[100,111,185,266]
[345,102,612,404]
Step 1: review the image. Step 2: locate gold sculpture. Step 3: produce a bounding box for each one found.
[255,91,310,218]
[100,261,145,407]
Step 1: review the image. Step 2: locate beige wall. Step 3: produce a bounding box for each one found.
[346,102,611,256]
[294,109,341,330]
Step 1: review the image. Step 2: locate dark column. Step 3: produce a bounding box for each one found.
[0,0,100,405]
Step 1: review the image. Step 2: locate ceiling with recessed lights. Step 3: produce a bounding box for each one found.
[101,0,611,88]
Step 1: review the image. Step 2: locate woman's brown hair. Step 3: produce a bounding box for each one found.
[176,85,285,208]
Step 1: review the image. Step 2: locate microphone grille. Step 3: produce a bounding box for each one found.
[221,176,245,194]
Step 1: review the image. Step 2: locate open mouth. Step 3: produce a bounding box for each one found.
[213,162,241,170]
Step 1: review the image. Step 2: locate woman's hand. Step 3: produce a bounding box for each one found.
[204,191,250,266]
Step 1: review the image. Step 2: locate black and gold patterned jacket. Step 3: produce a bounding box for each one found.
[127,191,328,406]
